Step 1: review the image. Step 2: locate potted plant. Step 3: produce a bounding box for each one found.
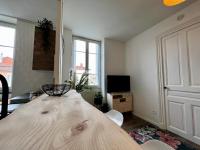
[94,92,103,109]
[65,72,90,93]
[101,103,110,113]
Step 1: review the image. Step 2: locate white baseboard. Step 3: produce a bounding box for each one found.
[133,112,164,129]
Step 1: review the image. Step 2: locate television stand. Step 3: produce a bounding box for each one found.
[107,92,133,113]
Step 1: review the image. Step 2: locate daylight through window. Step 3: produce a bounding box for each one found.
[73,37,101,86]
[0,25,15,88]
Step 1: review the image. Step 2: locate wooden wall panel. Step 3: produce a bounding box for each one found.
[32,27,55,71]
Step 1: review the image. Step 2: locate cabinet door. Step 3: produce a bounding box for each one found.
[112,94,132,113]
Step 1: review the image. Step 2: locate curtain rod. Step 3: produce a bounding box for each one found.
[0,14,58,29]
[0,21,16,27]
[0,13,37,24]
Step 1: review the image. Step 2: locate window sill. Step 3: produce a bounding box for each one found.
[0,88,12,94]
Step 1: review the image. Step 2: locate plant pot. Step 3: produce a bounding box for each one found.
[101,103,110,113]
[94,97,103,106]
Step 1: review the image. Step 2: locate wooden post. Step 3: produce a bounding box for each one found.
[54,0,63,84]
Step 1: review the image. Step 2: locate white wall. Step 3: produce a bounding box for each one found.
[12,20,53,96]
[75,38,121,104]
[12,21,73,96]
[62,28,72,83]
[125,1,200,127]
[105,39,126,75]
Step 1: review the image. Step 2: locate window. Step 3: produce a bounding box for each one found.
[73,37,101,86]
[0,25,15,88]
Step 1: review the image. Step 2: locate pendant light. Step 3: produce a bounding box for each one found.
[164,0,186,6]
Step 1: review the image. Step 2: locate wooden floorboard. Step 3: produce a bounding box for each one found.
[122,112,149,132]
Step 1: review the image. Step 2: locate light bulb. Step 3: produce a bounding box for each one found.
[164,0,186,6]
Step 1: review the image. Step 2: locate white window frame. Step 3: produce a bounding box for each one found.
[73,36,101,87]
[0,21,16,92]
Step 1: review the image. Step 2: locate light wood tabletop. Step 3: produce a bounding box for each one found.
[0,90,142,150]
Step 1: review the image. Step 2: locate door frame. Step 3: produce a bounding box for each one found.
[156,16,200,129]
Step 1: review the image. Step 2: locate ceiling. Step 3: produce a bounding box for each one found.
[0,0,56,24]
[63,0,196,41]
[0,0,197,41]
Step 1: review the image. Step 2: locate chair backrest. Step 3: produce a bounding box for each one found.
[105,110,124,127]
[0,74,9,119]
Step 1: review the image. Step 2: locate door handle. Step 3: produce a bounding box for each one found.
[164,86,169,90]
[120,98,126,102]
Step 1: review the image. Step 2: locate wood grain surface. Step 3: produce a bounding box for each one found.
[0,90,141,150]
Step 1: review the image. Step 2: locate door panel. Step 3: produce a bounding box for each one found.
[186,24,200,86]
[168,101,186,132]
[192,103,200,145]
[162,22,200,145]
[163,33,182,86]
[192,106,200,137]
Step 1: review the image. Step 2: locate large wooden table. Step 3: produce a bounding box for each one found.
[0,90,142,150]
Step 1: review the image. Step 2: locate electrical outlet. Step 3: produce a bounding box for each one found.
[152,110,157,114]
[152,110,158,120]
[152,110,157,115]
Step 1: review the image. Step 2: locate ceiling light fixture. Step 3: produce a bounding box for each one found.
[163,0,186,6]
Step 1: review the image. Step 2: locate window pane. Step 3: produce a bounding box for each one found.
[0,46,14,87]
[89,74,98,85]
[75,52,86,74]
[0,26,15,47]
[73,37,100,86]
[89,53,97,74]
[74,40,86,52]
[0,46,14,58]
[89,42,99,54]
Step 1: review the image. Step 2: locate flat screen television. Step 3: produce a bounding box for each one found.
[107,75,130,93]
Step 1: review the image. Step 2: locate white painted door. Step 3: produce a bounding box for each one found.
[162,22,200,145]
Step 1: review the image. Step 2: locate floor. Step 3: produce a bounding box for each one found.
[122,112,149,132]
[122,112,200,150]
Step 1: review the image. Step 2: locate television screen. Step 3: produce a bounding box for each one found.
[107,75,130,93]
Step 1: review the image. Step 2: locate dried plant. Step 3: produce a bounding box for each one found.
[37,18,53,51]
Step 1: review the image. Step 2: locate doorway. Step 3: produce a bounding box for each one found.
[158,17,200,145]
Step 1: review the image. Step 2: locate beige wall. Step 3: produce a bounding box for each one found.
[12,21,73,97]
[62,28,73,83]
[105,39,126,75]
[12,20,53,97]
[125,1,200,127]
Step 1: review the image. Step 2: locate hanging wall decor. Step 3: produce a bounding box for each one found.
[32,18,55,71]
